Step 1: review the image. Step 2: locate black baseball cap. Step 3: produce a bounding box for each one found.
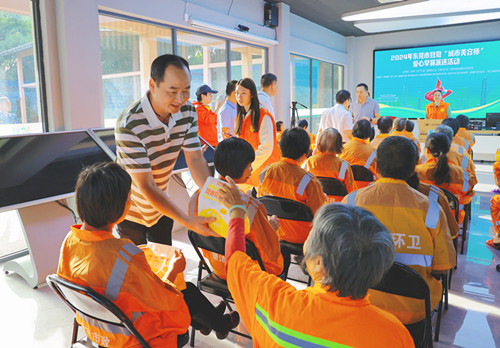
[196,84,218,96]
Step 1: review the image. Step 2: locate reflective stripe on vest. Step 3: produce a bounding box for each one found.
[395,253,433,268]
[496,221,500,226]
[260,165,270,184]
[346,191,357,206]
[338,161,348,181]
[80,313,131,336]
[255,304,346,348]
[464,139,470,151]
[131,311,145,323]
[104,243,141,301]
[364,150,377,169]
[462,170,470,192]
[458,146,464,155]
[421,155,427,164]
[459,204,464,210]
[425,190,440,229]
[296,173,312,196]
[460,155,469,170]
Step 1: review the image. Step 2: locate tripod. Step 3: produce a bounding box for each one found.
[290,101,308,127]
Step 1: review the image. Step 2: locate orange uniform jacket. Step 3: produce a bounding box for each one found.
[339,137,377,188]
[305,152,357,202]
[258,157,326,243]
[493,161,500,187]
[306,130,316,152]
[390,131,421,156]
[416,156,475,223]
[57,225,190,347]
[192,101,218,147]
[452,135,472,155]
[422,150,477,192]
[426,101,449,119]
[491,195,500,235]
[227,251,414,348]
[189,190,283,279]
[417,183,460,238]
[240,108,280,187]
[370,133,390,149]
[342,179,456,324]
[457,128,475,147]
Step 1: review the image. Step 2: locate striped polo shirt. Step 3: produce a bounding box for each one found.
[115,92,201,227]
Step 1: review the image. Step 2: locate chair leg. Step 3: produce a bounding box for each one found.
[71,317,79,344]
[461,211,469,255]
[434,285,444,342]
[190,327,195,347]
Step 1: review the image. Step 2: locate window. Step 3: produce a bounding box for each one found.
[0,0,45,260]
[99,14,268,124]
[230,42,266,82]
[176,30,227,104]
[290,54,344,134]
[0,0,44,136]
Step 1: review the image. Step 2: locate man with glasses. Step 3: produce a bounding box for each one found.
[115,54,215,246]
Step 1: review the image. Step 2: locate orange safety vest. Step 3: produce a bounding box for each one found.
[416,156,474,224]
[339,137,377,189]
[239,108,280,187]
[227,251,415,347]
[453,135,472,155]
[494,161,500,187]
[426,101,449,119]
[258,158,326,243]
[189,190,283,279]
[57,225,190,347]
[457,128,475,147]
[369,133,390,149]
[342,178,456,324]
[305,153,357,202]
[192,101,218,147]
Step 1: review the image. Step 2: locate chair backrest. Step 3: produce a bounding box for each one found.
[439,187,460,222]
[46,274,151,348]
[187,230,266,271]
[258,196,314,222]
[350,165,375,182]
[371,262,431,348]
[316,177,348,197]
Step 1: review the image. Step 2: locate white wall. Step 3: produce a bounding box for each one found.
[290,13,347,65]
[346,21,500,92]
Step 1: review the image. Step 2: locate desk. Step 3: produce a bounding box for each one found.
[470,130,500,135]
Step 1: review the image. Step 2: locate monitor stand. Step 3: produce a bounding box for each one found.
[3,201,74,288]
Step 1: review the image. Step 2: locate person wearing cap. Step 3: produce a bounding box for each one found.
[426,89,451,119]
[192,84,219,147]
[257,73,277,118]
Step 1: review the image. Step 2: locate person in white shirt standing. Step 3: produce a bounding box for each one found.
[257,73,277,118]
[217,80,238,141]
[317,90,353,144]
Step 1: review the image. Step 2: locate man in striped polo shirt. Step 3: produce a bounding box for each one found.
[115,54,215,245]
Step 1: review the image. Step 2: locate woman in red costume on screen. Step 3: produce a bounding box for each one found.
[425,79,452,119]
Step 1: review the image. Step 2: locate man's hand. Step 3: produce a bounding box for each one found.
[185,215,219,237]
[165,249,186,283]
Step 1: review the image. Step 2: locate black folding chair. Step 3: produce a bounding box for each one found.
[316,177,348,198]
[46,274,184,348]
[257,196,314,285]
[187,230,266,345]
[350,165,375,182]
[371,262,433,348]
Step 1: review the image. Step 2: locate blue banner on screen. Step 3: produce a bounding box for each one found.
[373,40,500,119]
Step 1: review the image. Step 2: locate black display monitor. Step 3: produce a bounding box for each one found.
[485,113,500,129]
[0,130,113,212]
[87,128,215,172]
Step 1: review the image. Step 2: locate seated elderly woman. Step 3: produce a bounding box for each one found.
[218,178,414,348]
